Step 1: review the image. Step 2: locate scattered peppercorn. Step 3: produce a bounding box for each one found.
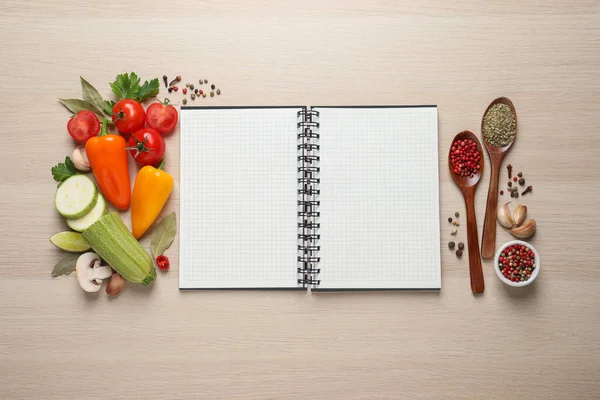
[182,88,188,94]
[173,86,179,92]
[199,79,203,85]
[190,93,196,100]
[517,172,523,177]
[162,75,168,88]
[185,83,190,88]
[450,139,482,178]
[182,98,187,105]
[190,84,194,90]
[498,243,536,283]
[513,176,518,182]
[168,87,173,93]
[210,91,215,97]
[204,79,208,83]
[210,84,215,90]
[199,90,204,95]
[202,92,207,97]
[522,186,533,195]
[448,217,453,223]
[448,241,456,249]
[514,192,519,198]
[455,212,459,218]
[456,249,463,257]
[507,164,513,179]
[451,229,457,235]
[217,89,221,95]
[458,242,464,250]
[508,181,512,187]
[500,190,504,195]
[519,178,525,185]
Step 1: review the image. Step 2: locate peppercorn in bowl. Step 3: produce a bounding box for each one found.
[494,240,540,287]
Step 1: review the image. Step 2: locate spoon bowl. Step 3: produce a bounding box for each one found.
[481,97,518,259]
[448,130,485,188]
[448,130,485,294]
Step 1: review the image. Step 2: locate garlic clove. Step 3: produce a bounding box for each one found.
[510,219,536,238]
[72,146,90,171]
[513,204,527,227]
[106,272,125,297]
[497,201,515,229]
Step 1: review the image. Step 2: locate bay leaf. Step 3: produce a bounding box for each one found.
[151,213,177,258]
[80,76,108,116]
[58,98,104,118]
[51,254,79,277]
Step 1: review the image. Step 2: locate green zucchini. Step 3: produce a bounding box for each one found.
[54,175,98,218]
[83,212,156,286]
[66,194,107,232]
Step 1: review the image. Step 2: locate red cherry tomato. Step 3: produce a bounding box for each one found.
[156,255,170,271]
[112,99,145,134]
[145,100,179,133]
[67,110,100,143]
[127,127,166,166]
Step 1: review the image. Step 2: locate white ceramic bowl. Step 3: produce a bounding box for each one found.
[494,240,541,287]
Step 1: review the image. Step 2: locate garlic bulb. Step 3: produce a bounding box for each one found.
[72,146,90,171]
[511,219,536,238]
[512,204,527,227]
[497,201,515,229]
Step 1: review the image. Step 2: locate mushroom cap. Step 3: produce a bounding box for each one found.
[76,252,113,292]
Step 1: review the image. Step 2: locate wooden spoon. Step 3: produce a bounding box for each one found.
[480,97,517,259]
[449,131,485,294]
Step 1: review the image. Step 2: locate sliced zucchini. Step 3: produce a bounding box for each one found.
[54,175,98,219]
[66,194,108,232]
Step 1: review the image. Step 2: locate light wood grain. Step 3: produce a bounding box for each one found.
[1,0,600,399]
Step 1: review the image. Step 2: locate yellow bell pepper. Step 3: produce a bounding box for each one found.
[131,161,174,239]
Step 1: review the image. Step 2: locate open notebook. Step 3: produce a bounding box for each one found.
[179,106,441,290]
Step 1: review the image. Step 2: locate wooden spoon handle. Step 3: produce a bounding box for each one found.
[481,156,502,259]
[464,189,485,294]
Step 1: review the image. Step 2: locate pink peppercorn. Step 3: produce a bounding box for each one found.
[450,139,481,177]
[182,88,188,94]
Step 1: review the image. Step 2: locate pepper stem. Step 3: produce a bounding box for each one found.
[157,160,166,170]
[99,118,110,137]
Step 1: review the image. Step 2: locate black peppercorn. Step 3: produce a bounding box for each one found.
[458,242,464,250]
[190,84,194,90]
[204,79,208,83]
[448,241,456,249]
[517,172,523,177]
[456,249,463,257]
[508,181,512,187]
[211,84,215,90]
[448,217,453,223]
[168,87,173,93]
[216,89,221,95]
[519,178,525,185]
[514,192,519,198]
[455,212,459,218]
[182,98,187,105]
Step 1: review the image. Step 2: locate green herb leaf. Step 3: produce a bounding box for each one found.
[151,212,177,258]
[51,254,79,277]
[137,78,160,102]
[51,156,78,183]
[104,100,116,117]
[58,98,104,118]
[80,76,108,117]
[109,72,160,102]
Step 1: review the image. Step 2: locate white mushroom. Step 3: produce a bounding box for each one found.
[76,252,113,292]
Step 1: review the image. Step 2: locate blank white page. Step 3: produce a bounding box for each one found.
[315,106,441,290]
[179,107,303,289]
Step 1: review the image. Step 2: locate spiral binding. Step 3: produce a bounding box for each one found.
[297,108,321,287]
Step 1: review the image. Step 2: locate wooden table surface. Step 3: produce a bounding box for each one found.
[1,1,599,399]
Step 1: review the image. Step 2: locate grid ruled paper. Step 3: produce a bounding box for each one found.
[315,107,441,290]
[179,107,303,289]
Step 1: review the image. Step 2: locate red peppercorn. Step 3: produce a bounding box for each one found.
[173,86,179,92]
[513,176,518,181]
[500,190,504,195]
[450,139,481,177]
[156,255,170,271]
[182,88,188,94]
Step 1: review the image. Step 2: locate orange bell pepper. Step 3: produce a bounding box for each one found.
[86,119,131,210]
[131,161,174,239]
